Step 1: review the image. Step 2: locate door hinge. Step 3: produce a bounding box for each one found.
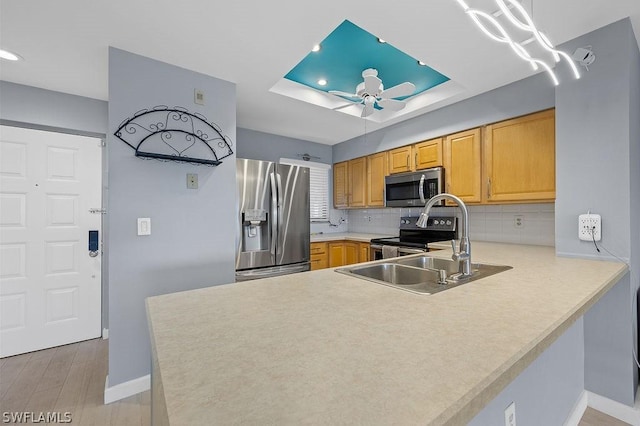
[99,139,106,147]
[89,208,107,214]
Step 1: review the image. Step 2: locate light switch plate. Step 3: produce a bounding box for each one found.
[194,89,205,105]
[504,402,516,426]
[137,218,151,236]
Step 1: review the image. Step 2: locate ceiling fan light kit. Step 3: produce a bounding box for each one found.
[329,68,416,118]
[454,0,581,86]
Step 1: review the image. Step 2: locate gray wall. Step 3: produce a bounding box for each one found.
[469,317,584,426]
[332,73,554,162]
[629,17,640,388]
[555,19,639,406]
[0,81,107,136]
[0,81,111,329]
[107,48,237,387]
[237,127,332,164]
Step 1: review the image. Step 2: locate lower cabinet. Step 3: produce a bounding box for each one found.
[314,240,370,270]
[359,242,370,262]
[310,242,328,271]
[328,242,350,268]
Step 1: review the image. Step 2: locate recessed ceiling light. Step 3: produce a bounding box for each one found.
[418,60,426,66]
[377,38,386,43]
[312,44,321,52]
[317,79,327,86]
[0,49,22,61]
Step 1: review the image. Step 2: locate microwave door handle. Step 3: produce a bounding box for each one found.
[419,174,426,203]
[269,172,278,261]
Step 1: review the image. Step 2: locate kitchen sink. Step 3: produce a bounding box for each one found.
[335,255,512,295]
[396,256,461,275]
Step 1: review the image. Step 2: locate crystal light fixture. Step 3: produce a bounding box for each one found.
[454,0,580,85]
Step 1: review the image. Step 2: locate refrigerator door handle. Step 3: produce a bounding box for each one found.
[276,173,284,229]
[269,172,278,261]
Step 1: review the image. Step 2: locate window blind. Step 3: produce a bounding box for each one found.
[280,158,330,222]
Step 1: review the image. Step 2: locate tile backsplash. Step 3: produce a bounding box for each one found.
[347,203,555,246]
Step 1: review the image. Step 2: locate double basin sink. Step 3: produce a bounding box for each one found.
[336,254,512,295]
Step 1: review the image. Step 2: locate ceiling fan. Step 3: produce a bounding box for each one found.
[329,68,416,118]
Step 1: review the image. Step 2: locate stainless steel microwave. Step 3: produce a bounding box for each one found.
[384,167,444,207]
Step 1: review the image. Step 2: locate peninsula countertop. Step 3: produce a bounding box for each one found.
[146,242,627,425]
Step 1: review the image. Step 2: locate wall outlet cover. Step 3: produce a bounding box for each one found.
[578,213,601,241]
[187,173,198,189]
[514,215,524,229]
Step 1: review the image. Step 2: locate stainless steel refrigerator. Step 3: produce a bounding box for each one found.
[235,159,310,281]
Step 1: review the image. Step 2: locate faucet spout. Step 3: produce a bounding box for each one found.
[417,193,472,277]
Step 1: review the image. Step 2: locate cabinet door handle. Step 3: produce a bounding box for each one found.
[415,153,418,168]
[406,155,410,169]
[487,178,492,199]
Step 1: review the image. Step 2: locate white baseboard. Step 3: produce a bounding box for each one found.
[586,391,640,426]
[104,374,150,404]
[564,391,588,426]
[102,328,108,339]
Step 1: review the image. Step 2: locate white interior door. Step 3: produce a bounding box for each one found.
[0,125,102,357]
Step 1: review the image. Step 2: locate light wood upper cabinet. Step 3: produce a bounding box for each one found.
[348,157,367,208]
[367,152,387,207]
[484,109,555,202]
[333,161,348,209]
[388,146,413,174]
[444,128,482,204]
[414,138,443,170]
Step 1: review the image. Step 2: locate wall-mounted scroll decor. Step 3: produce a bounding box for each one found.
[114,106,233,166]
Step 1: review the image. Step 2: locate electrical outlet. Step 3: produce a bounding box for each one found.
[514,215,524,229]
[187,173,198,189]
[504,402,516,426]
[578,213,601,241]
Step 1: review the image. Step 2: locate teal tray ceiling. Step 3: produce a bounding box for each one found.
[284,19,450,99]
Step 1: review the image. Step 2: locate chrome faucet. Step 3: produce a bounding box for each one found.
[417,193,472,277]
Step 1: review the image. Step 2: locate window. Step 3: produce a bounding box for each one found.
[280,158,330,222]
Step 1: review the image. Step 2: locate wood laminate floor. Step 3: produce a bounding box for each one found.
[0,339,149,425]
[0,339,630,425]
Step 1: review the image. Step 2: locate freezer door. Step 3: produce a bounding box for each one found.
[275,164,310,266]
[236,159,276,270]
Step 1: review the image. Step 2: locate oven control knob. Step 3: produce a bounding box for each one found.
[434,220,440,225]
[446,220,452,226]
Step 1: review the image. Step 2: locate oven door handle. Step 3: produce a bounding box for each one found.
[398,247,427,255]
[419,174,426,204]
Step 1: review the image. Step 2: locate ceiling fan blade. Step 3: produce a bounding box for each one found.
[364,74,382,96]
[379,82,416,99]
[361,103,375,118]
[329,90,360,99]
[377,98,406,111]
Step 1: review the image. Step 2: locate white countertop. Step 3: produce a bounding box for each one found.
[310,232,394,243]
[146,242,627,425]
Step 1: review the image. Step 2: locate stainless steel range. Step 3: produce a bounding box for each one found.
[370,216,457,260]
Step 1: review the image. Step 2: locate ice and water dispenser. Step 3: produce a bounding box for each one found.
[241,209,269,252]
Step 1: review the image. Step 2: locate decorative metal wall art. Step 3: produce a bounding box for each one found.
[114,106,233,166]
